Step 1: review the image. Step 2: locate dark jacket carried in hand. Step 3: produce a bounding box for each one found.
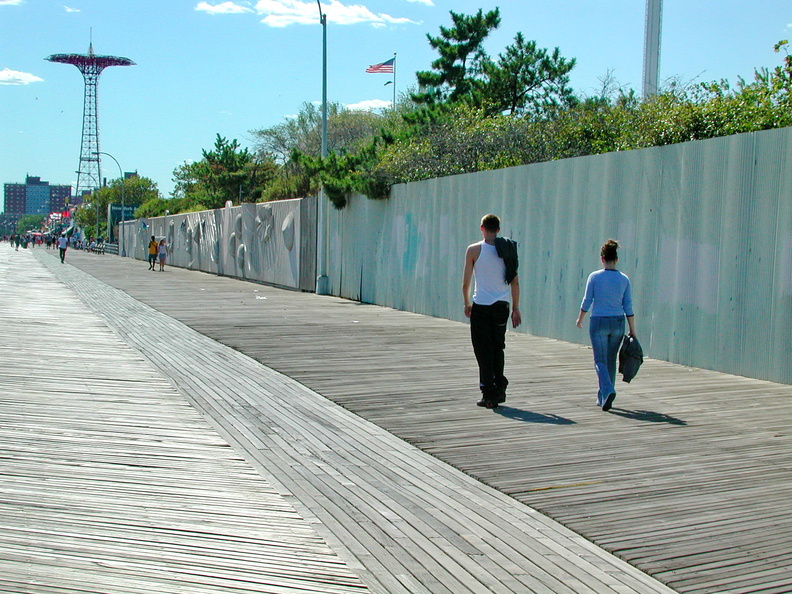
[618,334,643,383]
[495,237,519,284]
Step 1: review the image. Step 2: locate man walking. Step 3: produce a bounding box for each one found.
[462,214,521,409]
[147,235,158,270]
[57,234,68,263]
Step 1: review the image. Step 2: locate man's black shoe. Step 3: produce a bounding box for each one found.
[477,398,498,409]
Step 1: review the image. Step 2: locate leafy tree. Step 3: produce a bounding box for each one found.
[161,41,792,210]
[134,197,170,218]
[413,8,501,106]
[97,175,160,208]
[412,9,576,119]
[260,163,313,203]
[74,175,159,238]
[376,103,543,182]
[197,135,257,207]
[16,214,46,234]
[73,195,103,238]
[134,196,184,218]
[251,102,338,163]
[171,135,276,210]
[250,102,386,163]
[171,161,213,207]
[256,100,405,204]
[479,33,577,116]
[295,137,390,208]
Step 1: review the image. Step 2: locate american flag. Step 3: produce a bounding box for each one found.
[365,57,395,74]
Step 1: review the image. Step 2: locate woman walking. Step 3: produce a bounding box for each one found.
[157,238,168,271]
[575,239,636,411]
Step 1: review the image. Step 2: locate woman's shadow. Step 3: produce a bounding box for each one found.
[608,408,687,425]
[494,406,576,425]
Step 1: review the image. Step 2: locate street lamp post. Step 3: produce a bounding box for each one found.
[315,0,330,294]
[317,0,327,159]
[94,192,99,240]
[95,151,125,257]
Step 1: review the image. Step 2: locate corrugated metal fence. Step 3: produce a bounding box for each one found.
[121,197,315,292]
[325,127,792,385]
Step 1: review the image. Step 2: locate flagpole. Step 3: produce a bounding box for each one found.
[392,52,396,107]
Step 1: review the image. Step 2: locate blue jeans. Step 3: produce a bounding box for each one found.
[589,316,625,405]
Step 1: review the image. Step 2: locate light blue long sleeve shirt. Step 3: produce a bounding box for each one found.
[580,269,634,317]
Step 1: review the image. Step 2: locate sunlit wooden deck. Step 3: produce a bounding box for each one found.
[10,242,792,593]
[0,246,366,593]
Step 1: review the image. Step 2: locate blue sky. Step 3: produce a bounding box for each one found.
[1,0,791,205]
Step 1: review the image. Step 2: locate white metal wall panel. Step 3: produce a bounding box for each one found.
[325,127,792,385]
[121,199,304,290]
[755,130,792,377]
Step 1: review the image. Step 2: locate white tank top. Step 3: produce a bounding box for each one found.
[473,242,510,305]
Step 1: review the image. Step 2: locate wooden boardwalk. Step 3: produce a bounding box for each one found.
[17,248,676,594]
[14,243,792,593]
[0,246,367,593]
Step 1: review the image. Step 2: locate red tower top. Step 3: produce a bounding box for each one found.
[47,43,135,71]
[46,44,135,200]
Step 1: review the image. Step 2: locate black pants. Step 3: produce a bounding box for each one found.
[59,248,66,263]
[470,301,510,399]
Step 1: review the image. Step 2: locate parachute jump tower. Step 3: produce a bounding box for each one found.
[47,43,135,200]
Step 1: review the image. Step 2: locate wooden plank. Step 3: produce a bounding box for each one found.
[55,244,780,591]
[0,246,367,594]
[38,244,792,593]
[27,250,681,592]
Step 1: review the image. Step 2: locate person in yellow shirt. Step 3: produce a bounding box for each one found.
[147,236,158,270]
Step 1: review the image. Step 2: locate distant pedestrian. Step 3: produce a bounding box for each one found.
[148,235,158,270]
[57,234,68,264]
[157,239,168,271]
[575,239,636,412]
[462,214,521,409]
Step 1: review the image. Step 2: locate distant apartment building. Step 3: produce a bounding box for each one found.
[3,176,72,219]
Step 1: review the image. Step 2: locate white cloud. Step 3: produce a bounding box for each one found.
[346,98,391,111]
[0,0,25,5]
[0,68,44,85]
[406,0,432,5]
[197,0,419,26]
[195,1,254,15]
[255,0,418,27]
[63,5,80,12]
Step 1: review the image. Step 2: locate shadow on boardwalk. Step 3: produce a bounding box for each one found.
[493,406,576,425]
[608,408,688,425]
[37,248,792,593]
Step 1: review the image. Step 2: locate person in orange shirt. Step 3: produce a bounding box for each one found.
[147,236,158,270]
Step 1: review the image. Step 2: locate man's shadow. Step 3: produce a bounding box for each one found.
[608,408,687,425]
[494,406,576,425]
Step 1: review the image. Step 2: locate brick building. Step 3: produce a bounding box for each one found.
[3,176,72,219]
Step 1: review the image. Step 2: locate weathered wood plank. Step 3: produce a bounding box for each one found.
[32,243,792,593]
[26,247,681,593]
[57,247,792,594]
[0,246,368,594]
